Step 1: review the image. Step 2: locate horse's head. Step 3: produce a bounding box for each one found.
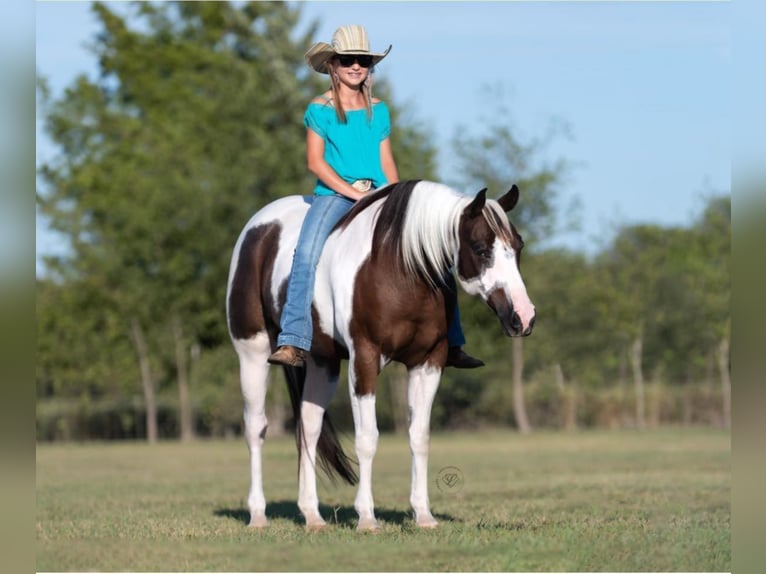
[455,185,536,337]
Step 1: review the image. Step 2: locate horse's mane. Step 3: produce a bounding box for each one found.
[336,180,475,288]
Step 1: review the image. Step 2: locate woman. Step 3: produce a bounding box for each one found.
[269,25,482,370]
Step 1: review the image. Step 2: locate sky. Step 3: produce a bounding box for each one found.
[35,1,734,272]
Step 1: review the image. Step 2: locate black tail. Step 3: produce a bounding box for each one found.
[282,365,358,486]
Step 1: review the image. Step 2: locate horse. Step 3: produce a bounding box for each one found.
[226,179,535,531]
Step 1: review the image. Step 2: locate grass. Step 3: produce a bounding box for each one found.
[36,428,730,572]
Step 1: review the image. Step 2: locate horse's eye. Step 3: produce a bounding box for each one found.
[474,246,492,260]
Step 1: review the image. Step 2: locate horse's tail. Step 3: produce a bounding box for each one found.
[282,366,358,486]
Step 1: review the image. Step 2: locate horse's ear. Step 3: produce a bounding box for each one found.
[497,184,520,212]
[467,188,488,218]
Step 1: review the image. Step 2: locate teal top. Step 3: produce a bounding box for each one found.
[303,100,392,196]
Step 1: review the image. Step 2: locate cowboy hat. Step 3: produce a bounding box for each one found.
[305,24,391,74]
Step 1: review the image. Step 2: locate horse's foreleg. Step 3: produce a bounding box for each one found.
[234,333,271,528]
[407,363,442,528]
[348,357,380,531]
[297,360,338,529]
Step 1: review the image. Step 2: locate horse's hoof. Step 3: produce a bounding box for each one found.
[416,516,439,529]
[305,519,328,532]
[248,515,269,529]
[357,518,381,532]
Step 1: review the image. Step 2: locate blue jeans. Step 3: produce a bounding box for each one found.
[277,194,355,351]
[447,305,466,347]
[444,273,466,347]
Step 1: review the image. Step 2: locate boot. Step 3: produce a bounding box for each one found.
[267,345,306,367]
[445,346,485,369]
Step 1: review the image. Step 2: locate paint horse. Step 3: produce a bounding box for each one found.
[226,180,535,531]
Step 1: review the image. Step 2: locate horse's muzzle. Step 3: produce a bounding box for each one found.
[502,309,535,337]
[487,290,535,337]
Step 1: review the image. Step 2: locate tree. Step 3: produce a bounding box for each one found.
[520,250,609,422]
[596,223,704,428]
[37,1,319,439]
[596,226,652,428]
[688,196,730,426]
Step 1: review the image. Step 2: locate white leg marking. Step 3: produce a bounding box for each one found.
[297,358,338,529]
[408,363,442,528]
[348,372,380,531]
[233,332,271,528]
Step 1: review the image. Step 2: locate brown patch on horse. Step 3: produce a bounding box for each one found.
[228,223,281,340]
[348,254,452,395]
[456,207,497,281]
[309,304,349,368]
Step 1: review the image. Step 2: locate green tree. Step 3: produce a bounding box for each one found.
[38,1,318,440]
[522,250,612,391]
[596,223,700,428]
[687,196,730,426]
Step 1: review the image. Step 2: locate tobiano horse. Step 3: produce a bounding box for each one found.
[226,179,535,531]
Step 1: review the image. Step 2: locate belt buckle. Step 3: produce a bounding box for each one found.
[352,179,372,193]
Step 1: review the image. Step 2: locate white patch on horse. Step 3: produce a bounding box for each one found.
[231,332,271,527]
[269,198,311,308]
[348,385,380,531]
[407,363,441,528]
[314,202,381,345]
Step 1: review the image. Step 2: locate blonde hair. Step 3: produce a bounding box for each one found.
[326,59,373,123]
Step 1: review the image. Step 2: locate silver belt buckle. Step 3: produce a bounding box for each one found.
[351,179,373,192]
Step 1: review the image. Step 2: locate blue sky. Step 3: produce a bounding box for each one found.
[36,1,732,270]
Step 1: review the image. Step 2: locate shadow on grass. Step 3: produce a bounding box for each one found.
[215,501,456,529]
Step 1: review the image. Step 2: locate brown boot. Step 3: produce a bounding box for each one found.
[445,346,485,369]
[267,345,306,367]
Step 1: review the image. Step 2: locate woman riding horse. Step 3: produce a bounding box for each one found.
[268,24,482,370]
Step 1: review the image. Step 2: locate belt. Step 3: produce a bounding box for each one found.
[351,179,373,193]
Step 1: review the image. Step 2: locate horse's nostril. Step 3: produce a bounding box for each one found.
[523,316,536,336]
[511,312,522,330]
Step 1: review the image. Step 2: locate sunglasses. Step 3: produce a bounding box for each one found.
[336,54,373,68]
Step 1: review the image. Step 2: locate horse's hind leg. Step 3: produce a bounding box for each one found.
[233,332,271,528]
[407,363,442,528]
[297,359,339,529]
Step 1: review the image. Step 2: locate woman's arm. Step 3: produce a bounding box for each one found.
[380,137,399,184]
[306,129,366,201]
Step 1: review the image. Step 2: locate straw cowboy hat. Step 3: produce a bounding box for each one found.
[305,24,391,74]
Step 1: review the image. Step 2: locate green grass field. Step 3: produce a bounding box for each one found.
[36,428,729,572]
